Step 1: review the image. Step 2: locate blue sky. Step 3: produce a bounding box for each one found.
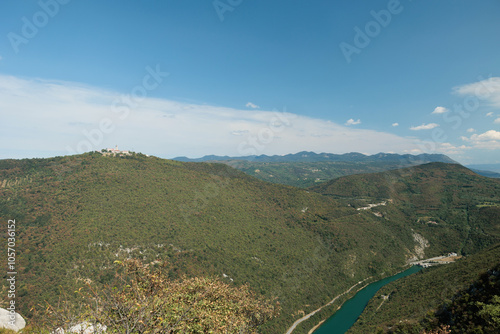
[1,0,500,163]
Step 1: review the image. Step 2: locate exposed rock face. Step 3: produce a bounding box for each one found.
[412,232,430,259]
[0,307,26,332]
[54,321,107,334]
[406,232,431,263]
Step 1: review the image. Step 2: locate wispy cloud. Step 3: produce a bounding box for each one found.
[461,130,500,149]
[486,112,494,117]
[245,102,260,109]
[494,117,500,124]
[0,74,426,159]
[410,123,439,131]
[436,142,469,155]
[392,122,399,127]
[345,118,361,126]
[454,77,500,108]
[432,106,448,114]
[467,128,476,133]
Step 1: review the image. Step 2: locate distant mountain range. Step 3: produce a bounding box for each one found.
[174,153,500,184]
[174,152,465,188]
[174,151,458,164]
[467,163,500,173]
[469,168,500,178]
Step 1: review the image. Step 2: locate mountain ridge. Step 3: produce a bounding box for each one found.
[173,151,458,164]
[467,163,500,173]
[173,152,461,188]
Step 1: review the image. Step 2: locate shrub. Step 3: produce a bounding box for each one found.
[45,259,279,333]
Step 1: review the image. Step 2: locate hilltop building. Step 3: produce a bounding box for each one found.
[101,145,131,156]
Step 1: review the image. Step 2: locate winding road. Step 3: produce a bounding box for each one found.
[284,277,372,334]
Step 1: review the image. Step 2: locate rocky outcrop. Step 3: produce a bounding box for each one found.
[412,232,430,259]
[54,321,107,334]
[406,231,431,263]
[0,307,26,332]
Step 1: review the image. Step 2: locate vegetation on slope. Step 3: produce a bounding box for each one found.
[0,152,425,333]
[35,259,279,333]
[1,155,499,333]
[431,264,500,333]
[177,152,458,188]
[223,160,428,188]
[311,163,500,257]
[348,244,500,333]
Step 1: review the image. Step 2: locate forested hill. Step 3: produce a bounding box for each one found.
[311,162,500,255]
[311,162,498,199]
[1,154,499,333]
[173,152,459,188]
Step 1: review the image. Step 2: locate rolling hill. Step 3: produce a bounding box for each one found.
[174,152,458,188]
[311,162,500,256]
[1,154,499,333]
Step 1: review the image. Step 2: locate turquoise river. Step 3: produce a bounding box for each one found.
[314,265,422,334]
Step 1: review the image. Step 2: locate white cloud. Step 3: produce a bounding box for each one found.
[345,118,361,126]
[487,112,494,117]
[410,123,439,131]
[436,142,469,155]
[392,122,399,127]
[432,106,448,114]
[0,74,430,159]
[473,130,500,141]
[461,130,500,149]
[466,128,476,133]
[495,117,500,124]
[245,102,260,109]
[454,77,500,108]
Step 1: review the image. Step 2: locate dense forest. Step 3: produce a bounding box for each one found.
[174,151,458,188]
[1,153,499,333]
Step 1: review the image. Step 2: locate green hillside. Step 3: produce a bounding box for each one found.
[1,155,499,333]
[311,163,500,257]
[176,152,458,188]
[221,160,428,188]
[348,244,500,333]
